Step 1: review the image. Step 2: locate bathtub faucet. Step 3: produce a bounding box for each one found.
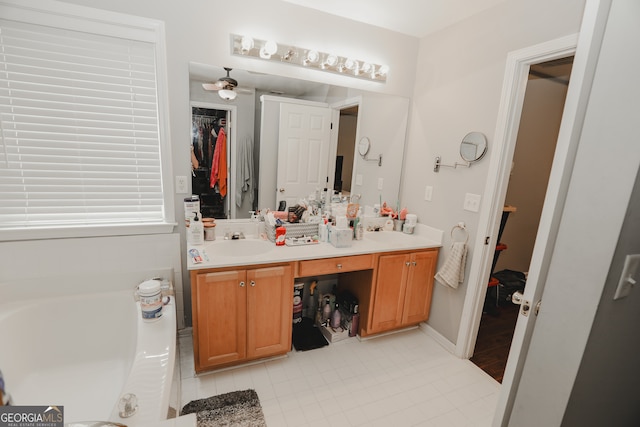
[118,393,138,418]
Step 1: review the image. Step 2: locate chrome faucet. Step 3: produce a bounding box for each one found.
[224,231,245,240]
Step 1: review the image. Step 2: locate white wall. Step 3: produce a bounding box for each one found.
[402,0,587,343]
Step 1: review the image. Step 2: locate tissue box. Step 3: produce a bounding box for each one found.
[319,324,350,343]
[330,228,353,248]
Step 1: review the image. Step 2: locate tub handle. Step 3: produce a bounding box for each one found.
[118,393,138,418]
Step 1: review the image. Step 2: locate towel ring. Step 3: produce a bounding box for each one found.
[451,223,469,244]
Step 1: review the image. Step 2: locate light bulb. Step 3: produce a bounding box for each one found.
[264,40,278,55]
[324,54,338,68]
[344,58,357,71]
[240,36,254,53]
[305,50,319,64]
[378,64,390,76]
[361,62,373,74]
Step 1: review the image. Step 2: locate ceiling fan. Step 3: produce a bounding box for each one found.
[202,67,251,100]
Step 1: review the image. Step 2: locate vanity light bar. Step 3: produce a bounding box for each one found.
[230,34,388,83]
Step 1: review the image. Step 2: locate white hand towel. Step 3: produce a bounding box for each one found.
[435,241,467,289]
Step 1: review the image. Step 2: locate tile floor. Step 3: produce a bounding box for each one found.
[179,327,500,427]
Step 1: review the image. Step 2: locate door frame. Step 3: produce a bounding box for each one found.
[329,96,362,196]
[455,34,579,358]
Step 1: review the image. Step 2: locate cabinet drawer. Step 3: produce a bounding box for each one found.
[297,254,374,276]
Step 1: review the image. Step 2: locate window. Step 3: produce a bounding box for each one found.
[0,1,174,240]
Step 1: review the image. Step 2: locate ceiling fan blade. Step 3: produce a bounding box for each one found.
[202,83,221,91]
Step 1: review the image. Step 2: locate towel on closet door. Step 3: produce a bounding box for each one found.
[435,241,467,289]
[210,127,227,197]
[235,135,254,208]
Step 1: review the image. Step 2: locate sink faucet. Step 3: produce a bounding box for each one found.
[224,231,245,240]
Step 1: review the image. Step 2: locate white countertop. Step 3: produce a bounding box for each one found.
[187,222,443,270]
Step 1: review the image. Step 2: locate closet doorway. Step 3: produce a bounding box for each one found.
[191,105,232,219]
[334,105,359,195]
[471,56,574,382]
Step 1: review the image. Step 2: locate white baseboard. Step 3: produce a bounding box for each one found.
[419,323,458,356]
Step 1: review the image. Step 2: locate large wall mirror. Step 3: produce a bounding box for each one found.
[189,62,410,219]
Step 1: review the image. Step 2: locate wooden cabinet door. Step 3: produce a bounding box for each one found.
[402,250,437,325]
[194,270,247,371]
[246,265,293,359]
[369,253,410,333]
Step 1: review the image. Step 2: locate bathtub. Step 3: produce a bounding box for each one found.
[0,282,176,426]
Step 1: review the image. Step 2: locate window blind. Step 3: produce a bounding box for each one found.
[0,18,166,231]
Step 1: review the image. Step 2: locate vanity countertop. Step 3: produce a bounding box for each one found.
[187,223,443,270]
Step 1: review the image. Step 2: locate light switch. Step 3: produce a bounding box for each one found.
[355,174,363,186]
[424,185,433,201]
[463,193,481,212]
[613,254,640,300]
[377,178,383,190]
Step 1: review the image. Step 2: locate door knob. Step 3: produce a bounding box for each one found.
[279,188,285,193]
[511,291,532,317]
[512,291,523,305]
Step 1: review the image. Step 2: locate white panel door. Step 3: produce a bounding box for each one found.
[277,103,332,209]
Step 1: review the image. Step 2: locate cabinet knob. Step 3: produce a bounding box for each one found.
[405,261,411,266]
[240,281,245,287]
[412,261,417,266]
[250,280,256,287]
[337,264,342,269]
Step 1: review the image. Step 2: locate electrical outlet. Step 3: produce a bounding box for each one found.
[175,175,188,194]
[463,193,481,212]
[424,185,433,201]
[377,178,384,190]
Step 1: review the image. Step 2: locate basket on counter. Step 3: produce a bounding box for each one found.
[266,222,319,242]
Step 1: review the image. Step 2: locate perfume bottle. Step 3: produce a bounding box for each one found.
[330,303,342,329]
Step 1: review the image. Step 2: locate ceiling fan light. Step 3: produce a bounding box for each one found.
[218,89,237,101]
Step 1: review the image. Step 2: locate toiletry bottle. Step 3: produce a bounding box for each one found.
[188,212,204,245]
[322,299,332,324]
[275,225,286,246]
[331,303,342,328]
[319,219,328,242]
[349,305,359,337]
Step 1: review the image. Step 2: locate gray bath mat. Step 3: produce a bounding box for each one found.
[181,389,266,427]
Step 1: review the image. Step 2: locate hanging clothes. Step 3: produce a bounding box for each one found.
[236,134,254,208]
[210,127,228,197]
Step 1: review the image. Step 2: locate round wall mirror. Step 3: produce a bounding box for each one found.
[358,136,371,157]
[460,132,488,162]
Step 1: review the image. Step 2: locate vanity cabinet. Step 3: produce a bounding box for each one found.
[368,249,438,335]
[192,263,293,372]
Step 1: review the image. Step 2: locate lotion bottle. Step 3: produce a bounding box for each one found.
[188,212,204,245]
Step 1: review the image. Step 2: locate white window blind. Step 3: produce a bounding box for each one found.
[0,17,169,234]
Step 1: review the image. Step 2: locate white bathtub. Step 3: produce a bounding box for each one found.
[0,283,176,426]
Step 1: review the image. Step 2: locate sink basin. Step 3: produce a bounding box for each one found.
[364,231,415,244]
[207,239,274,257]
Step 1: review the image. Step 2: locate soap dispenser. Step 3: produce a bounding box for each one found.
[188,212,204,245]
